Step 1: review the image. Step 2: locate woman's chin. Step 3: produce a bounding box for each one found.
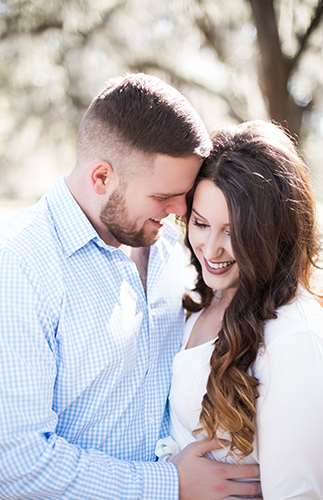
[202,269,239,295]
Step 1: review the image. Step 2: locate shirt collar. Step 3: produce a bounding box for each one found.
[45,178,100,257]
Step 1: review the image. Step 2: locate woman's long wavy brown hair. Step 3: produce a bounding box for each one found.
[183,120,321,457]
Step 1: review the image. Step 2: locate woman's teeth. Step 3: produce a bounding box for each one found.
[207,260,235,269]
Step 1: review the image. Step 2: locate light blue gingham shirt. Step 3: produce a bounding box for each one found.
[0,179,187,499]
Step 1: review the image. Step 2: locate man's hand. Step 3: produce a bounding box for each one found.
[170,438,262,500]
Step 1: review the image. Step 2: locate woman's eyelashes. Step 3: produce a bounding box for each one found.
[191,217,209,229]
[191,217,232,236]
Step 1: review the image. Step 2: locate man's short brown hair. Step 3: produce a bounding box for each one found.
[78,73,211,162]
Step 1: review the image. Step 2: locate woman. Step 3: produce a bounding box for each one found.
[156,121,323,499]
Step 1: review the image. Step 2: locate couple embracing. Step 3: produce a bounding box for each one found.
[1,73,323,500]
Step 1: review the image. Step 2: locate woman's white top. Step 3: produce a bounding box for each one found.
[156,289,323,499]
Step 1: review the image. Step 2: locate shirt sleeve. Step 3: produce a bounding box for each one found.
[256,330,323,500]
[0,249,179,499]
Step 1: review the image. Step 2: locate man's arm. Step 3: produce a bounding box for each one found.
[0,249,178,499]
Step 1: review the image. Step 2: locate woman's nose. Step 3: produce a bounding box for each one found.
[204,236,224,261]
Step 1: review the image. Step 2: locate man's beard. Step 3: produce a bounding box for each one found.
[100,188,159,247]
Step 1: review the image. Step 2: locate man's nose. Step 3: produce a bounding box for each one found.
[165,197,187,217]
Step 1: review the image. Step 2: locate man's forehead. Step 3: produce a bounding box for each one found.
[125,152,201,193]
[148,171,196,194]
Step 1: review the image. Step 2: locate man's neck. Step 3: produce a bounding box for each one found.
[130,247,150,291]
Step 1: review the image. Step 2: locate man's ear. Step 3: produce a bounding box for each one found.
[90,162,114,195]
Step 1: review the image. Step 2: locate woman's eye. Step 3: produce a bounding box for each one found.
[192,219,209,229]
[224,228,231,236]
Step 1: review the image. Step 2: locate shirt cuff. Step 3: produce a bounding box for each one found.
[155,436,181,461]
[135,460,179,500]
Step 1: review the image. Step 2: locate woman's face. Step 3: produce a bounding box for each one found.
[188,179,240,294]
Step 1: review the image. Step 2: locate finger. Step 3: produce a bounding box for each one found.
[226,478,262,498]
[228,496,263,499]
[192,437,224,456]
[228,496,262,500]
[221,462,260,479]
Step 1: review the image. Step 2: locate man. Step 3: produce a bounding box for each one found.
[0,74,260,499]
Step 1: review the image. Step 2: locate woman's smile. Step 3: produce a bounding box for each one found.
[203,257,236,274]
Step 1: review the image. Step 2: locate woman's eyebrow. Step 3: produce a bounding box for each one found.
[192,208,208,220]
[192,209,230,227]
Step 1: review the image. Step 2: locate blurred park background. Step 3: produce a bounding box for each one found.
[0,0,323,288]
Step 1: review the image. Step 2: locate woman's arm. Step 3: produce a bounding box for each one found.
[256,330,323,499]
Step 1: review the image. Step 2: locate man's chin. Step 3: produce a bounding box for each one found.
[112,228,160,248]
[137,229,160,247]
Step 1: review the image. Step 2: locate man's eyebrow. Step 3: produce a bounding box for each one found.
[151,191,187,197]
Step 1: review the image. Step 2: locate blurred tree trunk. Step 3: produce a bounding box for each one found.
[248,0,323,137]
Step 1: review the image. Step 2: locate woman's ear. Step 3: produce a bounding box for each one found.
[90,161,113,195]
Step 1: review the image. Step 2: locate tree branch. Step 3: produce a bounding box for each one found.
[129,60,247,123]
[247,0,295,124]
[31,20,63,34]
[77,0,126,42]
[290,0,323,72]
[0,0,126,40]
[193,1,226,62]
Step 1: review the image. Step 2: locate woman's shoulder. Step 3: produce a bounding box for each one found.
[263,287,323,348]
[253,288,323,382]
